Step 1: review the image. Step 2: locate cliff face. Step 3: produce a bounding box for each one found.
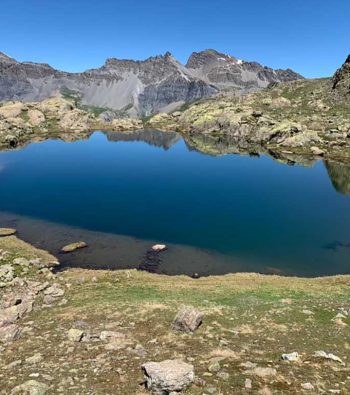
[0,50,302,116]
[332,54,350,95]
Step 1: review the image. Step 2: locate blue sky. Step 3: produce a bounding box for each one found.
[2,0,349,78]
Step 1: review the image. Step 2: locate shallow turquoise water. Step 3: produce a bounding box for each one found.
[0,130,350,276]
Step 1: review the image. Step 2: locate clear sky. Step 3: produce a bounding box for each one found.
[2,0,349,78]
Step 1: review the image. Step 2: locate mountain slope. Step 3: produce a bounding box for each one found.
[0,50,302,116]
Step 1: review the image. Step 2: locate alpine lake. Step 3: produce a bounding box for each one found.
[1,129,350,277]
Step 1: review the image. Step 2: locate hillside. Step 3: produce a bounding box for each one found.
[148,55,350,162]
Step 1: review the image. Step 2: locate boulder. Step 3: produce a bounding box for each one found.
[142,359,194,394]
[172,306,203,333]
[61,241,87,253]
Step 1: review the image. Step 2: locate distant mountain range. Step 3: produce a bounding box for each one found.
[0,49,303,116]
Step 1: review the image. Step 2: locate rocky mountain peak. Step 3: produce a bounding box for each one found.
[186,49,240,69]
[332,54,350,94]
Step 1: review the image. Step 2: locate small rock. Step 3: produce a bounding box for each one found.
[25,353,43,364]
[151,244,167,252]
[216,371,230,380]
[172,306,203,333]
[61,241,87,253]
[100,330,126,341]
[0,324,21,342]
[11,380,48,395]
[0,228,17,237]
[13,257,30,267]
[245,378,252,389]
[310,146,324,156]
[313,350,344,364]
[302,309,314,315]
[281,352,300,362]
[249,367,277,378]
[301,382,315,390]
[142,359,194,395]
[67,328,84,342]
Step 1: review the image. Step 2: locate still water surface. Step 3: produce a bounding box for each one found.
[0,130,350,276]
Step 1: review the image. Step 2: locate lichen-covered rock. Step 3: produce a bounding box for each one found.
[142,359,194,394]
[172,306,203,333]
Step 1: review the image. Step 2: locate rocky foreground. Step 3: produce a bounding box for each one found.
[0,231,349,394]
[148,54,350,163]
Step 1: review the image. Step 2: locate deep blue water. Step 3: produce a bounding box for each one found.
[1,130,350,276]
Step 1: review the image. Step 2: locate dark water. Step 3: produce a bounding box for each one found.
[1,130,350,276]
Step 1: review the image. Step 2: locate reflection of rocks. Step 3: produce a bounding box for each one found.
[183,133,318,167]
[324,160,350,195]
[105,128,181,150]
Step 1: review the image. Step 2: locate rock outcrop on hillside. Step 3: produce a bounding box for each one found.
[147,54,350,162]
[0,97,143,149]
[0,50,302,116]
[332,54,350,95]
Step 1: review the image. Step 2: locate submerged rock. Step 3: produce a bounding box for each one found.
[142,359,194,395]
[172,306,203,333]
[61,241,87,253]
[0,228,17,236]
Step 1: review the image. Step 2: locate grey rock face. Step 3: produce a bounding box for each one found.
[186,49,303,93]
[0,50,302,116]
[332,54,350,94]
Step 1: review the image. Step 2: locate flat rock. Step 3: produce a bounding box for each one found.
[248,367,277,378]
[172,306,203,333]
[142,359,194,395]
[151,244,167,252]
[0,228,17,237]
[61,241,87,253]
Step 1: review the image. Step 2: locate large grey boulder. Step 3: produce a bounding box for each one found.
[172,306,203,333]
[142,359,194,394]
